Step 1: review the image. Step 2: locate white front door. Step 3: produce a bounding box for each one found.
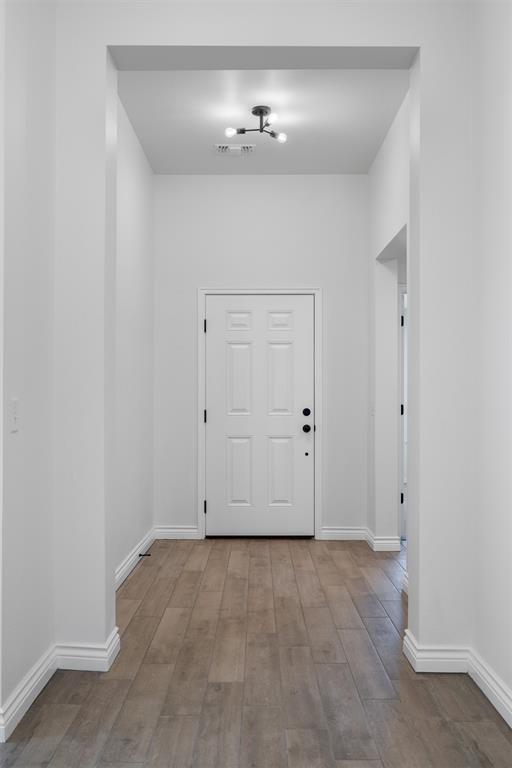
[205,294,315,536]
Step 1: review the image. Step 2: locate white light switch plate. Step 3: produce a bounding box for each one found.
[9,398,19,433]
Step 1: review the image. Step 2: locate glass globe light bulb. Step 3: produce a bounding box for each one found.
[225,127,236,138]
[277,132,287,143]
[268,113,278,125]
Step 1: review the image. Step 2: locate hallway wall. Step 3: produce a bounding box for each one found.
[369,95,410,260]
[153,174,370,535]
[113,99,154,573]
[3,0,510,740]
[50,0,478,669]
[1,1,56,706]
[367,95,410,545]
[471,0,512,720]
[0,0,4,710]
[49,0,481,675]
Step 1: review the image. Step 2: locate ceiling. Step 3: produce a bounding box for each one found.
[118,68,409,174]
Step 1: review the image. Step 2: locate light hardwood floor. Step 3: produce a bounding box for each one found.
[2,538,511,767]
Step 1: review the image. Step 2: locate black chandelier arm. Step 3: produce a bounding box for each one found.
[236,123,272,135]
[237,127,278,138]
[226,105,286,142]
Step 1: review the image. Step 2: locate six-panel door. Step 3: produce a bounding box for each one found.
[205,294,315,535]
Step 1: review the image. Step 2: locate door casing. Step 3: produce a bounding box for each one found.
[197,287,323,539]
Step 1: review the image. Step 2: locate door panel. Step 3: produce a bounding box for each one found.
[227,436,252,506]
[226,342,252,414]
[205,294,314,536]
[267,342,293,414]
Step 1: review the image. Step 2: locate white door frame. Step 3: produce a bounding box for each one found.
[398,284,408,541]
[196,287,323,540]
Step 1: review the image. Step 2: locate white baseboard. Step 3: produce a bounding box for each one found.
[115,528,154,589]
[1,522,204,743]
[54,627,120,672]
[469,649,512,728]
[319,526,401,552]
[153,525,202,539]
[403,630,512,728]
[114,526,203,592]
[318,526,368,540]
[0,627,120,742]
[0,645,55,743]
[367,531,401,552]
[403,629,469,673]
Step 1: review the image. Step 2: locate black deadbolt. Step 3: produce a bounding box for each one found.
[303,407,311,416]
[303,424,311,433]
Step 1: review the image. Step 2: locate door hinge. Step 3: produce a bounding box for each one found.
[204,409,207,423]
[401,404,404,416]
[400,492,404,504]
[204,318,207,332]
[204,499,207,515]
[401,315,404,327]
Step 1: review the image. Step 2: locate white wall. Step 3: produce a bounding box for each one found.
[154,175,369,534]
[0,0,6,712]
[0,0,510,735]
[0,0,6,711]
[0,0,499,730]
[1,1,55,703]
[50,0,477,668]
[113,99,154,569]
[369,95,410,259]
[52,4,115,648]
[369,255,400,542]
[367,95,410,545]
[471,0,512,717]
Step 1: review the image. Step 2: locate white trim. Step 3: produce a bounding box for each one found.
[470,649,512,728]
[366,530,401,552]
[403,629,469,673]
[114,528,154,589]
[153,525,202,539]
[398,282,408,542]
[0,645,55,742]
[0,628,121,742]
[318,526,368,541]
[54,627,120,672]
[115,525,202,594]
[403,630,512,727]
[197,287,323,540]
[313,291,323,540]
[319,526,401,551]
[197,289,207,540]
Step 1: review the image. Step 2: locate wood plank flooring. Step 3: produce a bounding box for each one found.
[2,538,511,768]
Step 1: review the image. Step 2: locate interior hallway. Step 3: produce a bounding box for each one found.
[2,538,511,768]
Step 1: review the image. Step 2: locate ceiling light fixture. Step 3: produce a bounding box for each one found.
[225,105,287,144]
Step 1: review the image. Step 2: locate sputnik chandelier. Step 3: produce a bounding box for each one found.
[225,105,287,143]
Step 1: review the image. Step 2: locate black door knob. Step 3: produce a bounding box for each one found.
[303,407,311,416]
[303,424,311,433]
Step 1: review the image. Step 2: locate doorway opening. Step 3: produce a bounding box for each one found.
[107,43,414,606]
